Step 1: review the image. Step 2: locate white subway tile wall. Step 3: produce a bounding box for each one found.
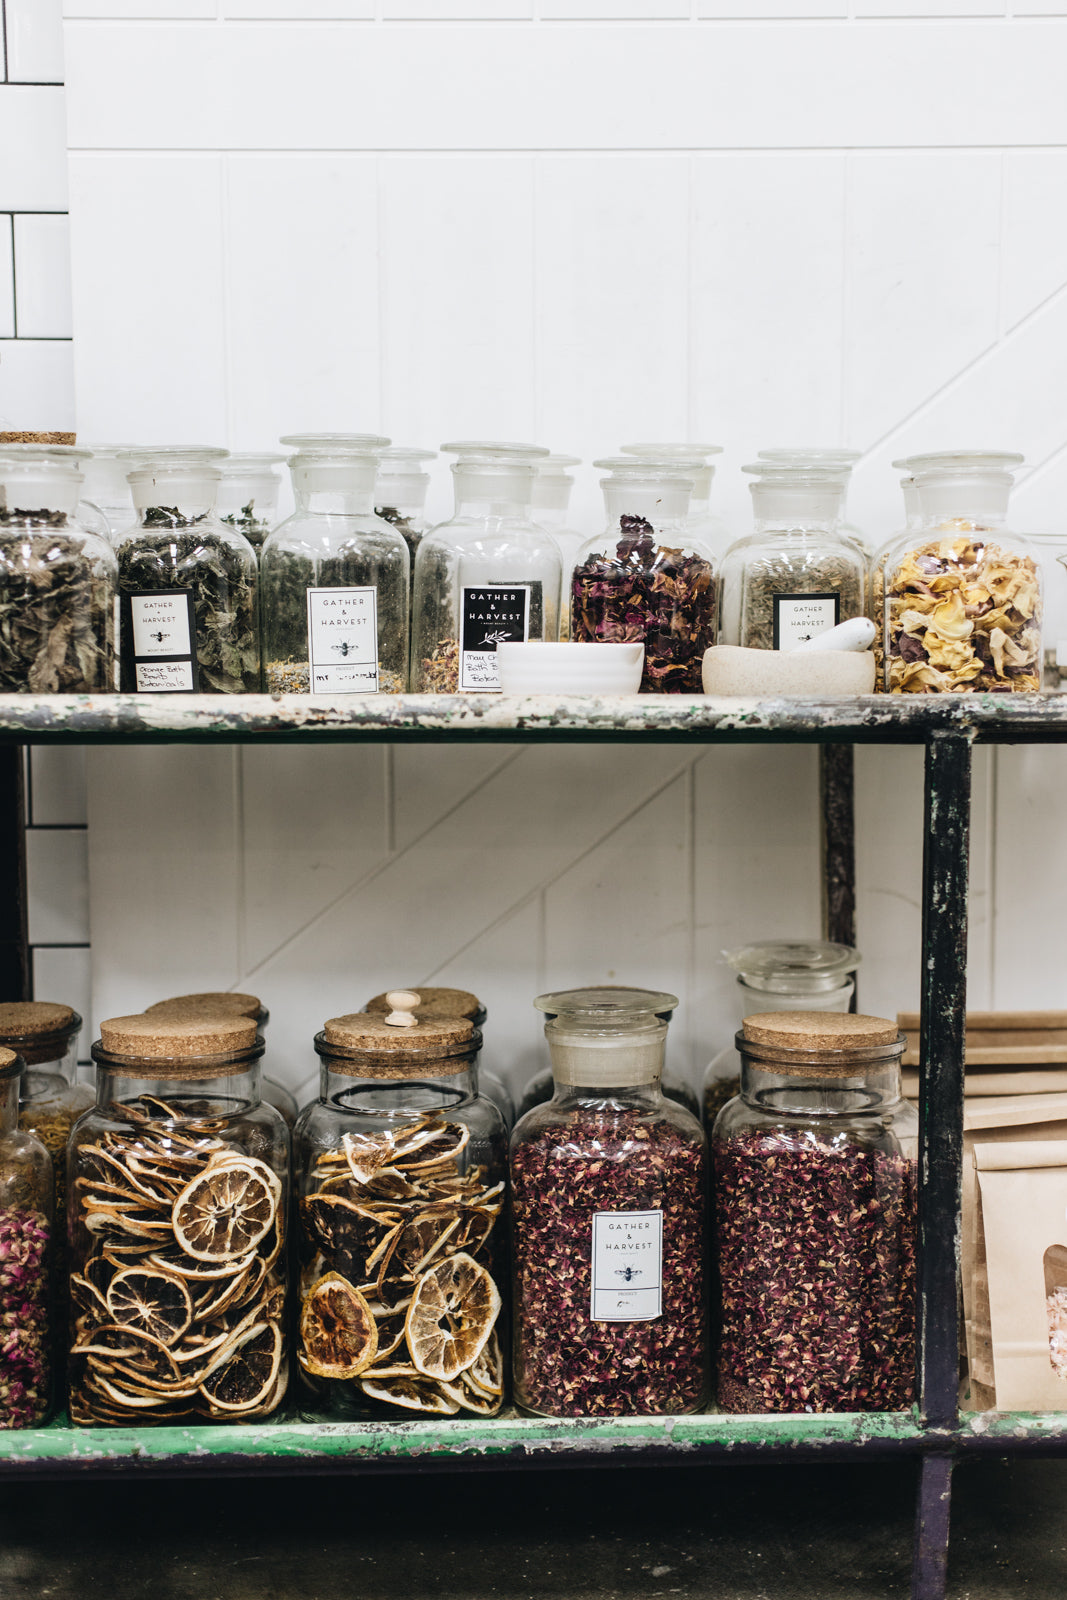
[12,213,73,338]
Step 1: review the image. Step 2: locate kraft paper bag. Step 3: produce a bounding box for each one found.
[974,1140,1067,1411]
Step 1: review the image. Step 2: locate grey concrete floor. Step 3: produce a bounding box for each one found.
[0,1459,1064,1599]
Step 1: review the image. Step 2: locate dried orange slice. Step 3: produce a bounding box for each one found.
[394,1210,461,1276]
[106,1268,193,1346]
[401,1123,470,1173]
[439,1373,503,1416]
[199,1321,283,1414]
[172,1160,277,1261]
[302,1195,400,1281]
[358,1372,460,1414]
[404,1251,501,1382]
[465,1329,504,1399]
[299,1272,378,1380]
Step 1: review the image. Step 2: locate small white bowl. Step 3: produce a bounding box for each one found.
[496,641,645,695]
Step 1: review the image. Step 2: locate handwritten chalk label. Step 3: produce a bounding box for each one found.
[124,590,199,693]
[460,585,531,692]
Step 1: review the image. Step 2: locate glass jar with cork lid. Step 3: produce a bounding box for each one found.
[713,1011,917,1414]
[2,1002,91,1231]
[0,1049,53,1428]
[364,985,514,1128]
[511,987,708,1418]
[144,992,298,1128]
[294,993,506,1420]
[68,1012,289,1426]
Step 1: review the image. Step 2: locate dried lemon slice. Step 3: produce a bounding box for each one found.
[172,1160,277,1261]
[299,1272,378,1380]
[358,1372,460,1414]
[465,1329,504,1399]
[106,1268,193,1347]
[199,1321,283,1414]
[404,1251,501,1382]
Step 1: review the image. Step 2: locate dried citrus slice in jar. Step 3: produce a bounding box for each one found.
[358,1372,460,1414]
[199,1321,283,1414]
[105,1267,194,1347]
[172,1158,277,1261]
[299,1272,379,1380]
[404,1251,501,1383]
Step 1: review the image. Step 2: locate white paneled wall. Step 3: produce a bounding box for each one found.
[40,2,1067,1091]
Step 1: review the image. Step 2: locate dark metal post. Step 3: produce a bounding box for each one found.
[912,1453,954,1600]
[819,744,856,950]
[0,745,30,1001]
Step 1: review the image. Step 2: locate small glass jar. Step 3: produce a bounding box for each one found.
[0,1048,53,1428]
[374,447,436,590]
[570,458,715,693]
[217,453,287,556]
[261,435,408,695]
[79,444,138,545]
[0,445,118,693]
[1018,534,1067,692]
[117,448,259,694]
[756,448,867,556]
[511,987,708,1418]
[144,993,297,1128]
[3,1002,92,1232]
[294,995,507,1419]
[620,442,731,560]
[713,1011,917,1413]
[719,464,867,650]
[364,986,514,1128]
[68,1013,289,1426]
[410,442,559,692]
[702,941,859,1131]
[880,451,1041,694]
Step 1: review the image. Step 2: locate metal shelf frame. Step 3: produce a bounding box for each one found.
[0,690,1056,1600]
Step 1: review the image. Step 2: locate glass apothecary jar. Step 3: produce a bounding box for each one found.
[68,1013,289,1426]
[80,444,138,545]
[713,1011,916,1413]
[719,464,867,650]
[3,1001,91,1231]
[511,987,707,1418]
[374,447,436,586]
[756,448,867,556]
[702,941,859,1131]
[620,442,731,560]
[117,448,259,694]
[144,992,297,1128]
[364,986,514,1128]
[0,1048,53,1428]
[881,451,1041,694]
[410,442,559,692]
[570,458,716,693]
[1013,532,1067,692]
[531,455,583,632]
[217,454,287,556]
[0,445,118,693]
[261,435,408,695]
[294,995,507,1419]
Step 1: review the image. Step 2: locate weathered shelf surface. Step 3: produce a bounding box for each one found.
[2,691,1067,745]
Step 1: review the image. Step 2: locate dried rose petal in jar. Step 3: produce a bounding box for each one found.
[511,987,708,1418]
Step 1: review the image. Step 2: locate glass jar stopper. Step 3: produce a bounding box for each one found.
[740,1011,903,1079]
[97,1012,257,1061]
[725,941,859,993]
[146,992,264,1023]
[365,987,485,1025]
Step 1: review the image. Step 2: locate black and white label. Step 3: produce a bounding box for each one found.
[306,586,379,694]
[590,1208,663,1322]
[460,585,531,692]
[125,590,198,693]
[772,592,841,652]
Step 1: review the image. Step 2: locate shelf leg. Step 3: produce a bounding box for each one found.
[819,743,856,950]
[0,744,30,1000]
[911,1452,954,1600]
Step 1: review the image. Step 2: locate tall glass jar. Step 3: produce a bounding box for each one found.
[374,447,436,587]
[719,464,867,650]
[68,1013,289,1426]
[364,986,514,1128]
[410,442,558,692]
[1027,535,1067,692]
[619,442,731,559]
[117,448,259,694]
[531,454,583,633]
[144,993,297,1128]
[570,459,716,693]
[880,451,1040,694]
[511,987,707,1417]
[80,444,138,545]
[261,435,408,695]
[3,1002,91,1234]
[0,445,118,693]
[294,995,506,1419]
[0,1049,53,1428]
[713,1012,916,1413]
[756,448,867,555]
[217,454,287,557]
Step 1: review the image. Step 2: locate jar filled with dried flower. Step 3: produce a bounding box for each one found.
[511,987,708,1418]
[364,986,514,1128]
[713,1011,917,1414]
[0,1048,53,1428]
[294,993,507,1419]
[68,1012,289,1426]
[144,992,297,1129]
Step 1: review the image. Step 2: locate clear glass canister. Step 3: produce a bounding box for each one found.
[4,1001,91,1233]
[702,940,859,1130]
[294,995,507,1419]
[261,434,408,695]
[880,451,1040,694]
[570,458,715,693]
[374,447,437,588]
[0,1048,53,1428]
[410,442,559,692]
[619,442,731,560]
[144,993,298,1129]
[363,986,514,1128]
[216,453,287,556]
[79,444,138,545]
[719,464,867,650]
[68,1013,289,1426]
[511,987,708,1417]
[1018,533,1067,692]
[713,1011,916,1413]
[0,445,118,692]
[117,448,259,694]
[531,454,583,633]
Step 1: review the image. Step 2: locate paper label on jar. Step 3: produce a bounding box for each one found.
[459,585,531,692]
[113,596,122,691]
[590,1208,663,1322]
[306,586,379,694]
[125,590,198,693]
[772,592,841,652]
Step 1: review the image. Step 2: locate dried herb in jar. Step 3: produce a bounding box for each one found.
[220,500,271,553]
[511,1109,706,1416]
[570,516,715,693]
[740,553,864,652]
[0,1206,50,1428]
[376,505,421,571]
[0,513,114,693]
[715,1129,916,1413]
[262,545,407,696]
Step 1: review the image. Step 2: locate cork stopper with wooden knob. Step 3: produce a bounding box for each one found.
[319,1002,476,1080]
[741,1011,903,1078]
[97,1012,259,1076]
[365,987,485,1025]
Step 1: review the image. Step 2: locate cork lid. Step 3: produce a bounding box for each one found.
[97,1012,258,1067]
[365,987,485,1024]
[0,1002,77,1038]
[742,1012,900,1050]
[0,432,76,445]
[318,994,477,1079]
[0,1047,22,1081]
[146,992,264,1022]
